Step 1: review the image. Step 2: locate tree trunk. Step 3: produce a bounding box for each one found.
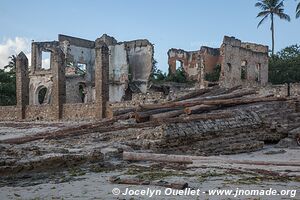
[140,90,259,111]
[271,13,275,55]
[150,109,185,121]
[184,104,218,115]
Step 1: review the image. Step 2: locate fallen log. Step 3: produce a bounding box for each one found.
[171,88,212,102]
[184,105,218,115]
[199,85,241,98]
[123,152,193,164]
[195,89,256,101]
[140,96,286,111]
[150,109,185,121]
[1,111,233,144]
[135,108,182,123]
[113,108,136,117]
[123,152,300,167]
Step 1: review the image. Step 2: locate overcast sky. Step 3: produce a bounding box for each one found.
[0,0,299,72]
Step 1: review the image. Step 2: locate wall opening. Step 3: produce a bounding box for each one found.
[41,51,51,69]
[38,87,47,104]
[255,63,261,82]
[77,63,87,74]
[227,63,232,72]
[241,60,247,80]
[176,60,183,69]
[78,83,86,103]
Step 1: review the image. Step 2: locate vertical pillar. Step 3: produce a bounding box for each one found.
[95,39,109,119]
[16,52,29,119]
[51,47,66,119]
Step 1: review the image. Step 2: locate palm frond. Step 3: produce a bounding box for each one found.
[276,12,291,21]
[257,11,270,17]
[255,1,269,10]
[296,2,300,18]
[257,14,269,28]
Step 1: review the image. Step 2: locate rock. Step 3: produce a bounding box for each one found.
[276,138,298,148]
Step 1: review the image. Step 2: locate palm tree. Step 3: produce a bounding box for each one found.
[297,1,300,18]
[4,55,17,74]
[255,0,291,55]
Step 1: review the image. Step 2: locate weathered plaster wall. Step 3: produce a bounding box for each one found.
[29,74,53,105]
[126,40,153,93]
[109,43,129,102]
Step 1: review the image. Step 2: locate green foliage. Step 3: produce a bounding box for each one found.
[269,44,300,84]
[150,60,167,82]
[205,65,221,82]
[166,66,188,83]
[0,55,16,106]
[0,69,16,106]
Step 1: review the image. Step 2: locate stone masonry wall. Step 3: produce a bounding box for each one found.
[62,103,97,120]
[0,106,20,121]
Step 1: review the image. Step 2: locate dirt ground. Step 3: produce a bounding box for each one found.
[0,121,299,200]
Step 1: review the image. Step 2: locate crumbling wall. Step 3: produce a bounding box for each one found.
[62,103,98,120]
[29,74,53,105]
[65,75,86,103]
[25,105,55,120]
[126,40,153,93]
[59,35,96,103]
[219,36,268,88]
[108,43,129,102]
[168,49,200,80]
[168,47,221,85]
[0,106,20,121]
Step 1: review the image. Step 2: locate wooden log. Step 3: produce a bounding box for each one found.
[150,109,185,121]
[171,88,213,102]
[1,111,233,144]
[199,85,241,98]
[184,105,218,115]
[113,108,136,116]
[123,152,300,168]
[140,96,286,111]
[135,108,182,123]
[196,89,256,101]
[123,151,193,164]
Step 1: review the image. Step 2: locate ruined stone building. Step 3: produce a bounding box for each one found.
[0,34,153,121]
[168,36,269,88]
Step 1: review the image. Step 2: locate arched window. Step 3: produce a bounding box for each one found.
[37,86,47,105]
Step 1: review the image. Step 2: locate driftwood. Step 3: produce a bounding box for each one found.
[135,108,182,123]
[1,111,233,145]
[198,85,241,98]
[171,88,212,102]
[123,152,193,164]
[108,176,188,189]
[140,96,286,111]
[150,109,185,121]
[123,152,300,167]
[184,105,218,115]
